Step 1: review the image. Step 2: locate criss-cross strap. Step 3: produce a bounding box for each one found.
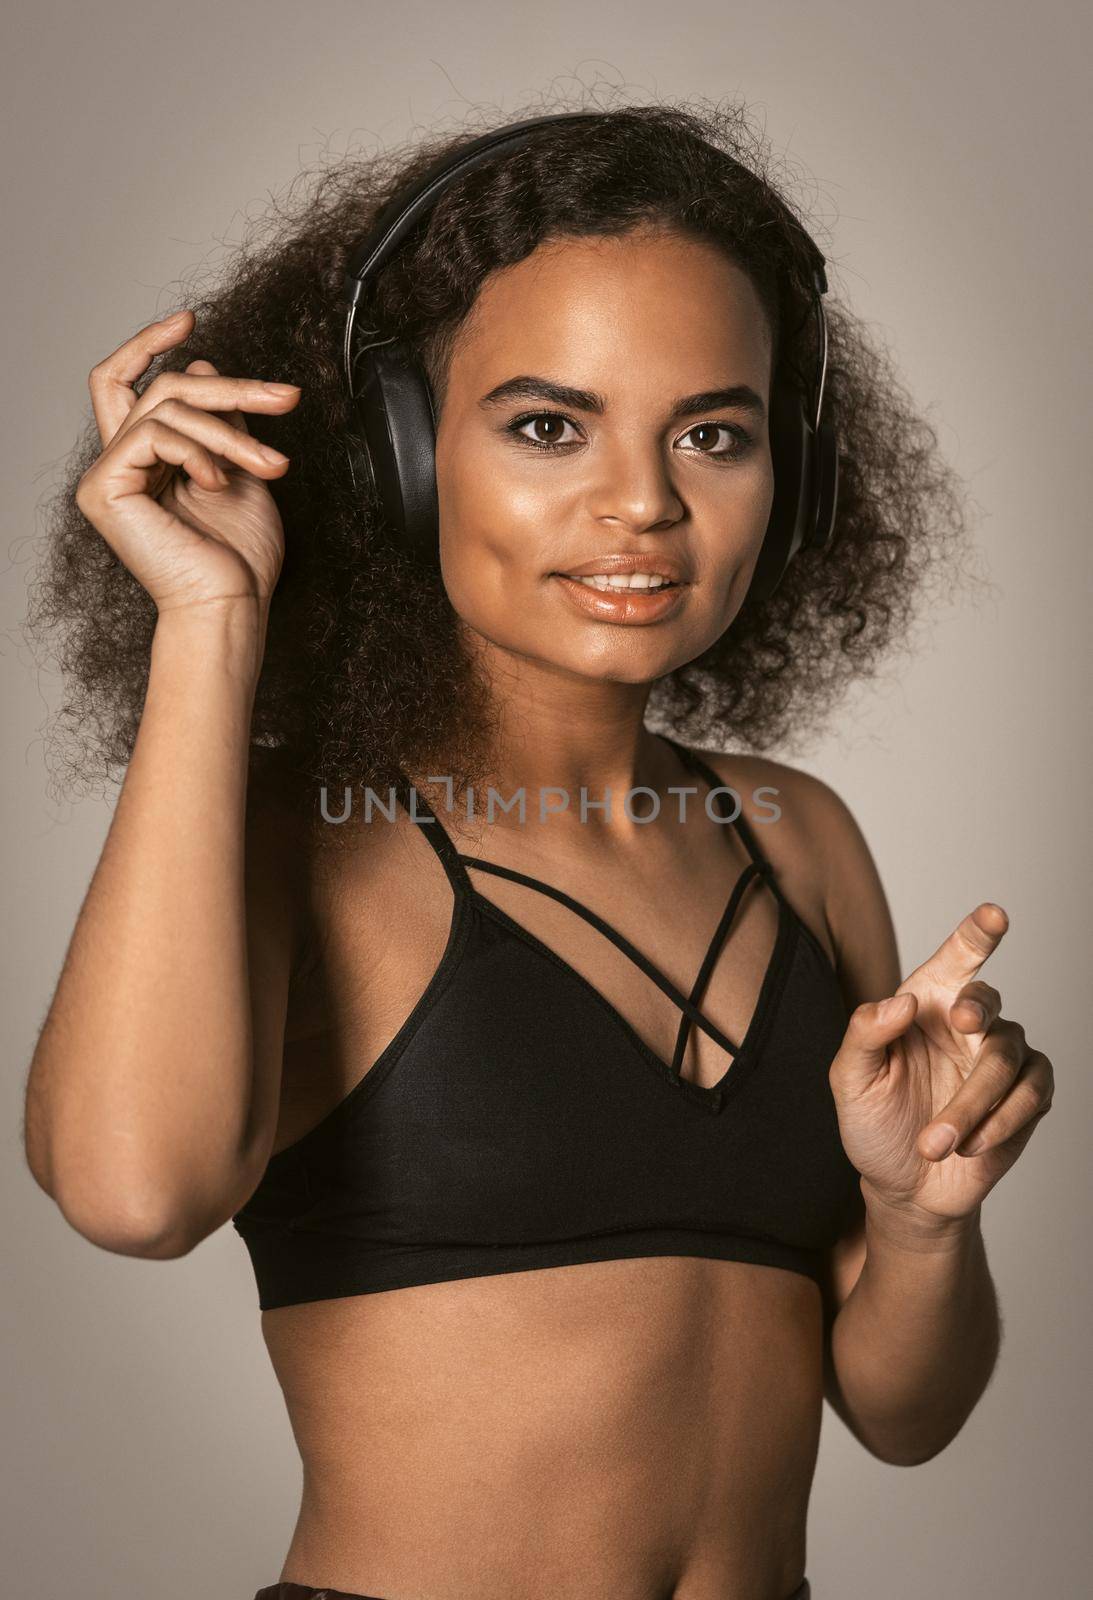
[669,856,770,1076]
[657,733,782,1074]
[457,853,755,1062]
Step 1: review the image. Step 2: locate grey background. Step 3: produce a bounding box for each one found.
[3,1,1090,1596]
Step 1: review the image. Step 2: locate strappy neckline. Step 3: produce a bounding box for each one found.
[393,737,796,1112]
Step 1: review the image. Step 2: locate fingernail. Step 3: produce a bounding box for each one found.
[923,1124,958,1160]
[963,1001,985,1026]
[263,382,300,395]
[257,443,288,462]
[162,309,190,324]
[878,994,911,1022]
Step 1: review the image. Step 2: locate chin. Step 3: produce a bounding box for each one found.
[543,632,704,685]
[453,574,730,680]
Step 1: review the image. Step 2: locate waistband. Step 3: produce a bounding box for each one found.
[254,1580,810,1599]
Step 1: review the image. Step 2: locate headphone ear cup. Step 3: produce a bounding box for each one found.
[808,412,839,553]
[353,337,439,566]
[742,376,810,609]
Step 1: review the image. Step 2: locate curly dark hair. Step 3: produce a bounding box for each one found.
[25,89,976,842]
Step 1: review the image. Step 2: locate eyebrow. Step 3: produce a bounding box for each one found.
[477,374,767,423]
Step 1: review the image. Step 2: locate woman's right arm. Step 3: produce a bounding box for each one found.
[22,310,303,1258]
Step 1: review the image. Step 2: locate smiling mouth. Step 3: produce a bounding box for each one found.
[548,572,689,624]
[550,572,684,592]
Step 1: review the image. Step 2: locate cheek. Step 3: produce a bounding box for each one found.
[434,447,549,638]
[730,441,776,533]
[691,454,776,582]
[438,441,564,586]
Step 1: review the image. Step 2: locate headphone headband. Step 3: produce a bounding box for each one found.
[341,110,829,414]
[343,110,828,304]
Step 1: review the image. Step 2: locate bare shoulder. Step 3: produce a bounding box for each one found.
[688,746,902,1009]
[243,747,383,996]
[244,750,427,1011]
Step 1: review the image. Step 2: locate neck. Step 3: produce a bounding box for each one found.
[423,632,701,841]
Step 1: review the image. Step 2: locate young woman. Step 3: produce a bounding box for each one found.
[23,101,1054,1600]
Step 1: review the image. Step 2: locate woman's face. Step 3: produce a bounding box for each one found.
[433,225,775,684]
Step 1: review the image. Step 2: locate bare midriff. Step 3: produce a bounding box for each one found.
[263,1255,823,1600]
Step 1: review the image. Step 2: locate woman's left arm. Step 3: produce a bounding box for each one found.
[805,777,1055,1468]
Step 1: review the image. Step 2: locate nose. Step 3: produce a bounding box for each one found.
[586,433,685,533]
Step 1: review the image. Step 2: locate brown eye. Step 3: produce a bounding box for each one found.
[506,411,582,450]
[679,422,752,461]
[690,424,722,452]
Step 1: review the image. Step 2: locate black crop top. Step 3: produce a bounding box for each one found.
[232,737,862,1311]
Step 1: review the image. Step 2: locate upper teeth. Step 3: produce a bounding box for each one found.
[566,573,675,591]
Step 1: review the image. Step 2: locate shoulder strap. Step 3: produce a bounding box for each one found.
[394,772,472,898]
[663,737,779,887]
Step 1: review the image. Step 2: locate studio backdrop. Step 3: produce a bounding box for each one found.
[3,3,1089,1598]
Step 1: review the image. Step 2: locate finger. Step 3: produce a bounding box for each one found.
[917,1016,1028,1160]
[181,363,299,475]
[88,308,194,446]
[85,414,289,513]
[76,418,240,511]
[829,990,918,1098]
[184,360,254,436]
[920,903,1009,991]
[111,368,300,447]
[956,1051,1054,1156]
[183,360,247,476]
[102,397,290,480]
[950,980,1002,1036]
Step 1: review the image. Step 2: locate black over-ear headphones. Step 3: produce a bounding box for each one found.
[340,112,838,607]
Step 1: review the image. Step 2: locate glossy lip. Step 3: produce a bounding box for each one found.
[551,551,692,584]
[551,572,688,624]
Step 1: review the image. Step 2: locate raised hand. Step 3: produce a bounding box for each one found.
[828,904,1055,1226]
[74,308,301,614]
